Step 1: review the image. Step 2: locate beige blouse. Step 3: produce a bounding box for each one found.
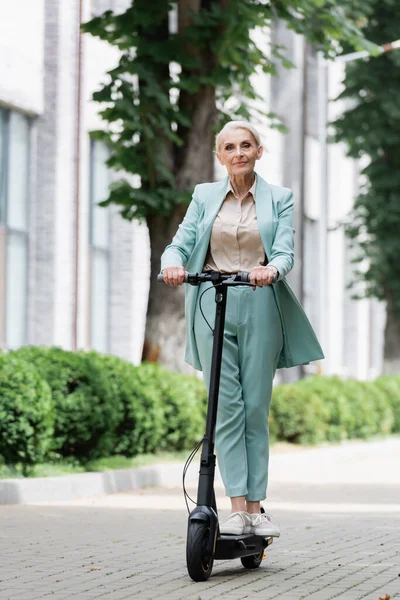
[203,177,266,273]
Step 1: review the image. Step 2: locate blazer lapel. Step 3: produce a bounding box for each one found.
[186,177,228,272]
[201,177,228,233]
[255,175,274,259]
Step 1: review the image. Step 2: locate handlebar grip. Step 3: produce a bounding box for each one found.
[238,271,277,283]
[239,271,250,283]
[157,273,189,283]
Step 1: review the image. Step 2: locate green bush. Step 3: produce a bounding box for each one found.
[88,354,165,456]
[374,376,400,432]
[10,346,123,462]
[0,353,54,474]
[297,376,394,442]
[338,379,391,439]
[270,383,330,444]
[136,363,207,451]
[3,344,400,471]
[363,381,394,435]
[109,360,207,455]
[298,376,354,442]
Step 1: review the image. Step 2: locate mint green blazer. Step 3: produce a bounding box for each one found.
[161,174,324,370]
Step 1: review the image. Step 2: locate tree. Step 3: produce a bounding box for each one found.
[83,0,372,371]
[332,0,400,374]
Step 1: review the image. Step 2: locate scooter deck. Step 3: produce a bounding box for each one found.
[214,533,273,560]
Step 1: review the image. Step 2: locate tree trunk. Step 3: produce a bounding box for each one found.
[142,210,189,370]
[142,0,218,371]
[383,292,400,374]
[142,86,217,371]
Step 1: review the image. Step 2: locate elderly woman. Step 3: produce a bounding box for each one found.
[161,120,323,537]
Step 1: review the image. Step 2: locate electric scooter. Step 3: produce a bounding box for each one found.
[158,271,274,581]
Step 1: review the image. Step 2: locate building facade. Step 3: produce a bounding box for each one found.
[266,24,386,380]
[0,0,149,364]
[0,1,386,379]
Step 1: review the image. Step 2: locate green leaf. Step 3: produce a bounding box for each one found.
[82,0,375,223]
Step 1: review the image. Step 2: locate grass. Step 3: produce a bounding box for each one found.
[0,451,189,479]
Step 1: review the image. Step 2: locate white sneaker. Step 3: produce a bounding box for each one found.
[251,513,280,537]
[219,512,253,535]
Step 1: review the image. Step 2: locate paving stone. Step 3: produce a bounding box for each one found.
[1,440,400,600]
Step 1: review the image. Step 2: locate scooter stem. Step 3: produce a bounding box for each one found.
[196,284,228,508]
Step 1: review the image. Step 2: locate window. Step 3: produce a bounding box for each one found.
[0,107,30,350]
[89,139,111,353]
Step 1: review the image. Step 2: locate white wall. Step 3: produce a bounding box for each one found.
[53,0,80,349]
[326,61,356,376]
[325,61,385,379]
[0,0,45,115]
[77,8,123,349]
[79,1,151,361]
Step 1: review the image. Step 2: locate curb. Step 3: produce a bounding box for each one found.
[0,463,188,506]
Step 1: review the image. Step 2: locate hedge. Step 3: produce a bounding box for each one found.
[294,376,394,442]
[135,363,208,452]
[1,346,400,474]
[9,346,124,462]
[0,347,208,470]
[374,376,400,432]
[269,383,330,445]
[0,353,54,474]
[86,352,166,456]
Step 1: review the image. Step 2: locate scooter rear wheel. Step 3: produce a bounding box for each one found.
[186,521,214,581]
[240,552,263,569]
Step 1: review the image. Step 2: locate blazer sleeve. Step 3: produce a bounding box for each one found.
[267,190,295,281]
[160,185,201,271]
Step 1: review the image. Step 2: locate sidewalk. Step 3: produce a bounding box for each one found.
[0,438,399,600]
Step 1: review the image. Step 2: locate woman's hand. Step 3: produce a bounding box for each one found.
[162,266,186,286]
[249,265,278,289]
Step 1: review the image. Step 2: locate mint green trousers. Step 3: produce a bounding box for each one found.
[194,283,283,502]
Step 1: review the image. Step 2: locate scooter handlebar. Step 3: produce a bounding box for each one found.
[157,271,252,284]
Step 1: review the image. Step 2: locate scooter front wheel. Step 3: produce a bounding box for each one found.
[186,521,214,581]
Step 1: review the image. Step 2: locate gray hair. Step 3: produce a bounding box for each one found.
[215,120,261,153]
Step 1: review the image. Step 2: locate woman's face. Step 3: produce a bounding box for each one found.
[216,128,263,177]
